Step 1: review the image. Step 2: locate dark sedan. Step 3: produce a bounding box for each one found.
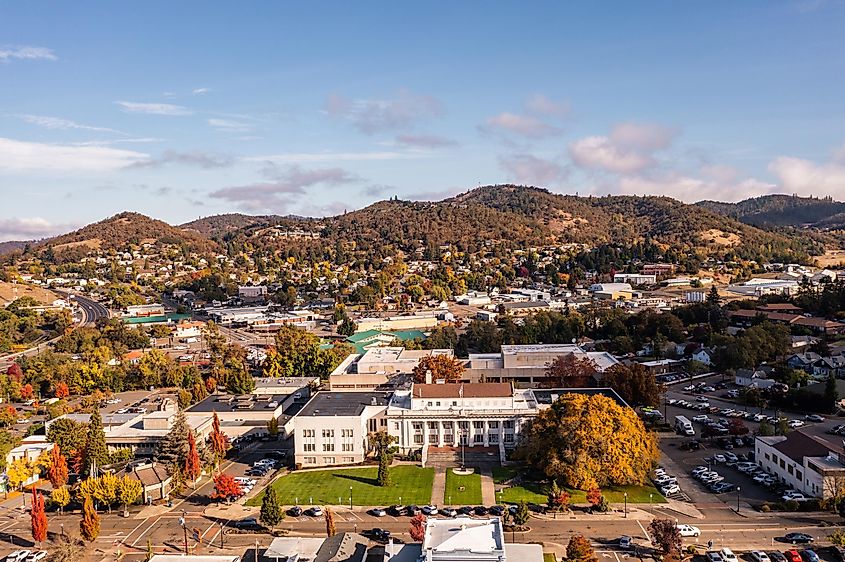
[784,533,814,544]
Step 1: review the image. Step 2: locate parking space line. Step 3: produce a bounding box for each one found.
[637,520,651,542]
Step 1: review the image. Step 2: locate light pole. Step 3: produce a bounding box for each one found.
[399,496,402,506]
[624,492,628,518]
[349,486,353,509]
[736,486,741,512]
[649,493,652,507]
[179,511,188,554]
[219,521,224,548]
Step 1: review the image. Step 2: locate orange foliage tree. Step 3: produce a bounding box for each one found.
[48,445,69,488]
[412,354,465,384]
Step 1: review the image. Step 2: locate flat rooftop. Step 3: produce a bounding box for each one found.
[188,393,288,413]
[531,387,629,408]
[298,391,391,417]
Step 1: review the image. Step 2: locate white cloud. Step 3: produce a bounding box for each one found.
[0,46,56,62]
[243,151,426,164]
[525,94,570,117]
[832,143,845,164]
[615,173,777,202]
[115,101,193,116]
[208,118,253,133]
[325,89,444,134]
[498,154,568,186]
[769,156,845,198]
[0,217,77,242]
[0,137,148,173]
[192,87,210,95]
[569,122,678,174]
[395,134,457,148]
[482,112,561,139]
[131,150,234,169]
[16,114,123,134]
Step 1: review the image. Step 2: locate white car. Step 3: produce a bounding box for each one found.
[782,491,809,502]
[788,420,805,428]
[676,524,701,537]
[660,484,681,495]
[619,536,633,549]
[720,548,738,562]
[712,454,726,463]
[692,415,709,423]
[27,553,47,562]
[10,551,32,562]
[691,466,709,476]
[654,475,677,486]
[750,551,771,562]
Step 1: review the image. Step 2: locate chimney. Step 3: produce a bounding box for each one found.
[425,369,432,385]
[371,396,377,406]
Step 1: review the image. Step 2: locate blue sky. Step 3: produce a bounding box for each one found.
[1,1,844,240]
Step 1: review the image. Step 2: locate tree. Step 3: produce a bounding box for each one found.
[0,405,17,427]
[586,487,602,508]
[825,373,839,413]
[48,445,69,488]
[512,500,530,526]
[369,431,397,487]
[517,393,659,489]
[543,355,596,388]
[157,408,191,471]
[260,486,284,528]
[47,418,88,465]
[116,476,143,512]
[31,488,47,546]
[54,382,70,398]
[82,410,108,477]
[547,480,570,512]
[225,362,255,394]
[411,354,465,384]
[601,363,664,407]
[46,534,85,562]
[267,417,279,437]
[79,496,100,541]
[727,418,749,436]
[7,457,32,491]
[409,514,426,541]
[185,431,201,482]
[648,518,681,555]
[92,472,118,512]
[324,507,336,537]
[210,412,229,466]
[262,326,323,378]
[567,535,596,562]
[211,473,242,503]
[146,538,154,561]
[51,485,71,514]
[758,419,775,436]
[337,317,356,336]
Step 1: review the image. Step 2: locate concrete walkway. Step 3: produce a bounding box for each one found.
[480,468,496,506]
[432,469,447,505]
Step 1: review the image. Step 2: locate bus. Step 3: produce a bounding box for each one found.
[675,415,695,436]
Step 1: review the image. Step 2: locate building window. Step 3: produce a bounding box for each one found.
[473,421,484,429]
[303,429,315,438]
[413,435,423,445]
[428,434,438,444]
[413,422,423,432]
[764,453,770,461]
[380,418,387,426]
[303,457,316,464]
[780,459,785,469]
[796,470,802,480]
[342,456,355,463]
[341,429,353,438]
[368,419,377,432]
[435,401,441,406]
[428,421,438,430]
[788,465,793,475]
[452,401,458,406]
[503,420,515,429]
[427,401,433,407]
[458,421,469,430]
[504,434,514,444]
[488,421,499,429]
[473,434,483,444]
[342,443,354,452]
[323,457,335,464]
[442,421,453,430]
[323,443,335,452]
[394,422,400,430]
[303,443,315,452]
[322,429,334,439]
[489,434,499,444]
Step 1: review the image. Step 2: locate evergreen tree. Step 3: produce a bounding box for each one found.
[82,410,108,477]
[260,486,284,528]
[80,496,100,541]
[226,365,255,394]
[157,409,191,471]
[825,373,839,413]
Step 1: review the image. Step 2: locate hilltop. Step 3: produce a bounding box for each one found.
[697,194,845,230]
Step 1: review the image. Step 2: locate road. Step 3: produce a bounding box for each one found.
[59,291,110,326]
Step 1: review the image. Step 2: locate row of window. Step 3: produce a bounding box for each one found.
[302,456,357,465]
[413,433,513,445]
[423,400,511,407]
[410,420,515,431]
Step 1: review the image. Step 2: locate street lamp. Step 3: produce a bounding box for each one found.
[624,492,628,518]
[179,511,188,554]
[736,486,741,512]
[219,521,224,548]
[349,486,353,509]
[649,493,653,506]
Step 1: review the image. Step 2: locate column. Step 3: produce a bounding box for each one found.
[437,420,444,447]
[482,420,489,447]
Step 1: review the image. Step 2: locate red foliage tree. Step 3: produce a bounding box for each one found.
[54,382,70,399]
[205,377,217,393]
[20,384,34,400]
[30,489,47,545]
[409,514,426,541]
[48,445,69,488]
[728,418,749,435]
[210,412,229,464]
[543,355,597,388]
[586,487,602,507]
[211,473,242,502]
[185,432,201,482]
[6,364,23,383]
[69,449,84,475]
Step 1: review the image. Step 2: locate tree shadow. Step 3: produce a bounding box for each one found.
[0,531,34,548]
[335,473,379,487]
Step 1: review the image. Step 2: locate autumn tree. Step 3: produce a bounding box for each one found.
[324,507,336,537]
[80,496,100,541]
[82,410,108,477]
[517,393,658,489]
[54,382,70,398]
[260,486,284,528]
[210,412,229,466]
[369,431,397,487]
[157,408,191,473]
[547,480,570,513]
[601,363,664,407]
[411,354,465,384]
[117,475,143,512]
[211,473,242,503]
[409,514,426,541]
[92,472,119,512]
[649,518,682,555]
[31,488,47,546]
[543,355,596,388]
[185,431,201,483]
[567,535,596,562]
[586,487,608,512]
[7,457,32,491]
[728,418,749,436]
[49,444,69,488]
[52,485,71,514]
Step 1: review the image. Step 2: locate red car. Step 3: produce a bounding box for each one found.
[785,551,803,562]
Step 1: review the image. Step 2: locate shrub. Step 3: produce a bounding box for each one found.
[760,503,771,513]
[784,500,799,512]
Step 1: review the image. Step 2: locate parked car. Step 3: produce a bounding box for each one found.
[489,505,505,516]
[440,507,458,517]
[750,551,771,562]
[782,492,809,502]
[706,552,724,562]
[458,506,474,515]
[387,505,404,517]
[784,533,814,544]
[800,551,820,562]
[405,505,421,516]
[305,507,324,517]
[804,414,825,423]
[369,508,387,517]
[784,551,803,562]
[767,552,788,562]
[421,505,438,515]
[26,553,47,562]
[474,506,489,516]
[720,548,738,562]
[660,484,681,495]
[676,524,701,537]
[366,528,391,542]
[233,517,261,530]
[288,506,303,516]
[619,536,633,549]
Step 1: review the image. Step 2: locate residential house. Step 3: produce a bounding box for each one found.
[125,461,173,503]
[735,369,777,389]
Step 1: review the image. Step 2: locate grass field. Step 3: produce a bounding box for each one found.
[444,469,482,505]
[493,466,665,505]
[246,465,434,507]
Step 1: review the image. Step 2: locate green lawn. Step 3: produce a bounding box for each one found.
[493,466,665,505]
[246,465,434,507]
[444,469,482,505]
[544,554,557,562]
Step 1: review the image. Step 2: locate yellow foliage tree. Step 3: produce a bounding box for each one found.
[7,458,33,490]
[517,393,659,489]
[51,485,71,513]
[92,472,119,512]
[117,476,143,512]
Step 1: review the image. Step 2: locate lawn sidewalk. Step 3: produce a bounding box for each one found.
[247,465,434,507]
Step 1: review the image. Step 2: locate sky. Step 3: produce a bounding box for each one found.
[1,0,845,241]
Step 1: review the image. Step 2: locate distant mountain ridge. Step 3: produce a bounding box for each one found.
[697,194,845,230]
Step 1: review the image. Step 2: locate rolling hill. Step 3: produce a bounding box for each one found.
[697,194,845,230]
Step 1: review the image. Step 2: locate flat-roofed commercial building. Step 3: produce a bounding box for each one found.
[329,347,454,390]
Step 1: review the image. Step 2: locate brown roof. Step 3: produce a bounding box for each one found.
[129,463,171,487]
[412,382,513,399]
[757,304,802,312]
[793,317,845,328]
[773,430,835,463]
